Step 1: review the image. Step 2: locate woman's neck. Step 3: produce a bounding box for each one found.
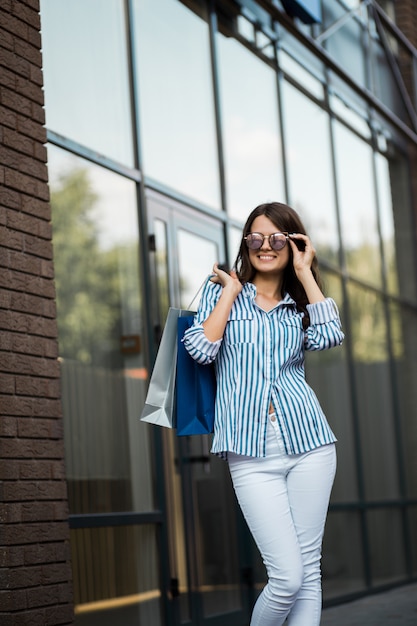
[253,274,284,303]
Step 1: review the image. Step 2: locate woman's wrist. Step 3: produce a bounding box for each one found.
[296,268,325,303]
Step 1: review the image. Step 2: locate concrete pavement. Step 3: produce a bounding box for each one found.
[321,583,417,625]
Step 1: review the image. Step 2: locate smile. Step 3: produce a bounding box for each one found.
[258,255,276,261]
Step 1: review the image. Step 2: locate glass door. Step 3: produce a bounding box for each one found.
[146,190,250,625]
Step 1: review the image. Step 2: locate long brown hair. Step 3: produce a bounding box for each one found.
[234,202,322,327]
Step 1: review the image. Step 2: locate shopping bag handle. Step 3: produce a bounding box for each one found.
[187,274,212,310]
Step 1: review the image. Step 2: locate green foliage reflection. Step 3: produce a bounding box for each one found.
[51,168,128,367]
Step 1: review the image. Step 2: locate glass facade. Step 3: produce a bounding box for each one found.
[40,0,417,623]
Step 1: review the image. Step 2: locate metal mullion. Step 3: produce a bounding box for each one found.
[208,0,232,269]
[275,40,290,204]
[69,510,164,529]
[326,95,373,588]
[125,2,174,625]
[371,3,417,132]
[144,176,229,225]
[46,130,141,182]
[253,0,417,145]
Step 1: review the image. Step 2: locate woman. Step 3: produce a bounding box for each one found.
[183,202,344,625]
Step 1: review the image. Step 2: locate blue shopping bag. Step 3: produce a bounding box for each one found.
[176,315,216,436]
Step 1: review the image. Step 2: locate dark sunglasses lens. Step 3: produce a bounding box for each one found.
[245,234,263,249]
[270,234,287,250]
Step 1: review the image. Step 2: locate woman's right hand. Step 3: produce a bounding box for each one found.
[203,264,242,341]
[210,263,243,296]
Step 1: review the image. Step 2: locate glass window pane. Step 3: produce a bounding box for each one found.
[154,219,170,323]
[228,226,243,269]
[279,50,324,100]
[371,38,410,124]
[409,507,417,576]
[368,509,407,585]
[322,511,366,599]
[41,0,133,166]
[347,283,400,501]
[281,81,339,266]
[390,302,417,499]
[375,153,399,294]
[49,146,154,514]
[132,0,221,209]
[217,33,285,220]
[177,229,218,308]
[333,121,382,286]
[379,140,417,302]
[329,93,371,139]
[322,1,366,89]
[71,525,162,624]
[191,452,242,617]
[305,275,357,502]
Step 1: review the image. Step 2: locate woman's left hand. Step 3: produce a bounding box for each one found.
[288,234,316,278]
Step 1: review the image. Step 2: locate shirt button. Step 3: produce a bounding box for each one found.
[270,415,276,422]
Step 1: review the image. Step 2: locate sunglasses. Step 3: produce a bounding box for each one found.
[244,232,289,251]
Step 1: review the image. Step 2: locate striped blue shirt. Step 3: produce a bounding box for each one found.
[183,280,344,457]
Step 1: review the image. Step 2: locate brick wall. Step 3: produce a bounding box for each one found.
[0,1,74,624]
[395,0,417,232]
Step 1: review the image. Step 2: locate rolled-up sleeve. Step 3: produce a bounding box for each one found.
[182,281,223,364]
[305,298,344,351]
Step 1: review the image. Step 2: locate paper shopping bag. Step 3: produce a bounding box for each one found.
[140,308,193,428]
[176,315,216,436]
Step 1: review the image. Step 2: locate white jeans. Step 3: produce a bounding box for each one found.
[228,414,336,626]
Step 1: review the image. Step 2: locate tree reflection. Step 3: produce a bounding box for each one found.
[51,168,136,367]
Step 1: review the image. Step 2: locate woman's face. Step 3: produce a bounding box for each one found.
[247,215,290,278]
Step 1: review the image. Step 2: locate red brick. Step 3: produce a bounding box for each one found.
[17,110,47,141]
[0,5,73,616]
[23,541,71,567]
[0,225,23,251]
[15,375,60,398]
[4,289,55,316]
[12,2,41,31]
[1,438,64,460]
[0,45,31,79]
[0,186,22,209]
[6,332,58,358]
[0,309,58,336]
[5,168,47,200]
[0,373,15,393]
[44,603,75,626]
[3,521,70,546]
[24,234,53,258]
[17,417,62,438]
[1,145,48,181]
[21,196,50,220]
[31,101,46,125]
[2,126,35,157]
[0,395,62,419]
[0,544,25,567]
[0,563,43,588]
[30,63,43,87]
[0,588,27,611]
[0,269,55,298]
[0,20,14,50]
[0,416,18,436]
[16,74,44,105]
[0,609,45,626]
[0,64,16,90]
[27,24,42,51]
[0,394,33,416]
[0,459,62,481]
[2,479,68,502]
[0,84,32,116]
